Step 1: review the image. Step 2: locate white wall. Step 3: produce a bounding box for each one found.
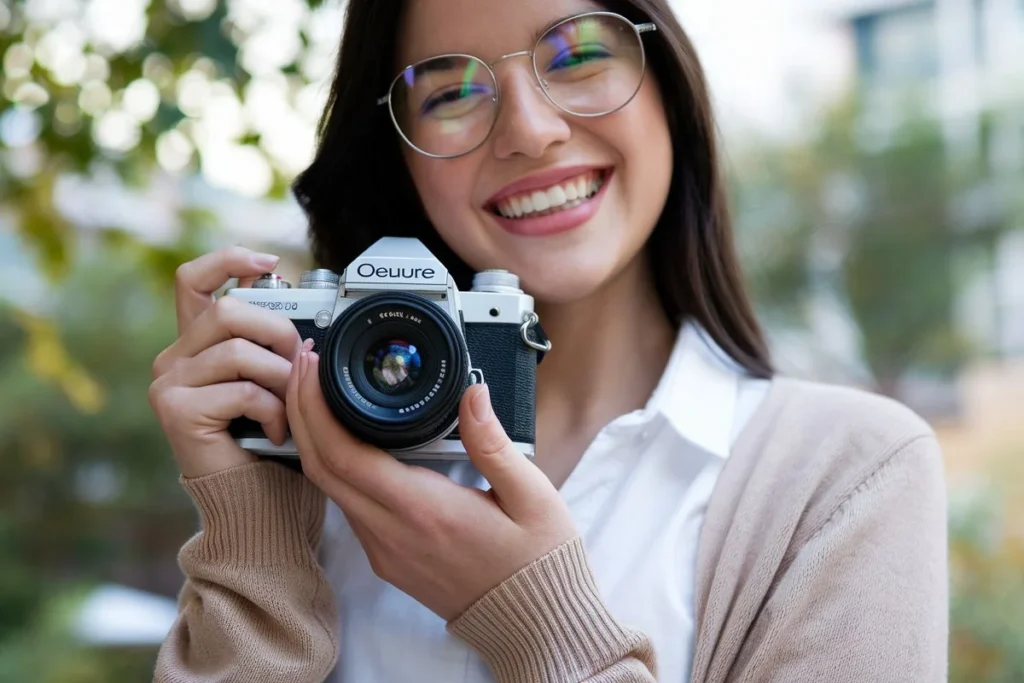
[669,0,855,141]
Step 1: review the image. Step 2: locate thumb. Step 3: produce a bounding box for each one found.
[459,383,548,518]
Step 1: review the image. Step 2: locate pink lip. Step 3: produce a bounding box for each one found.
[488,168,613,238]
[485,165,610,206]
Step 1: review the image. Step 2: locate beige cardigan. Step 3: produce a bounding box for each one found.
[153,377,949,682]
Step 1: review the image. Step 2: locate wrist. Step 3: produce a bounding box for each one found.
[180,460,326,567]
[448,536,645,683]
[173,438,257,479]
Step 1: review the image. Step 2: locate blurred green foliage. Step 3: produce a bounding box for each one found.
[948,453,1024,682]
[731,97,1018,391]
[0,251,192,681]
[0,0,326,280]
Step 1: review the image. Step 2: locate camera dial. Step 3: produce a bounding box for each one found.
[252,274,292,289]
[300,269,341,289]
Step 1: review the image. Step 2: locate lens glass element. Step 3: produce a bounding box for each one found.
[364,338,422,397]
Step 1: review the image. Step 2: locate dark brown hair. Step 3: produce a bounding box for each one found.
[292,0,773,378]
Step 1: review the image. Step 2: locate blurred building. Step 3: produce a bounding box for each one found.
[832,0,1024,358]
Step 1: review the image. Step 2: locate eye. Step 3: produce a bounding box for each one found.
[546,44,613,71]
[420,83,494,116]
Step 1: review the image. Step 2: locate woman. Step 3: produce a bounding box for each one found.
[148,0,949,680]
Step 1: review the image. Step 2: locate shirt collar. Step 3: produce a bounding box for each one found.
[644,322,742,459]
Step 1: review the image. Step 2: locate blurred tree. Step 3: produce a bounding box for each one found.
[0,2,333,678]
[0,249,190,596]
[0,0,334,466]
[1,0,332,278]
[948,450,1024,683]
[732,97,988,394]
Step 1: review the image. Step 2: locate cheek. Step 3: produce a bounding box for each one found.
[619,83,673,225]
[405,154,478,238]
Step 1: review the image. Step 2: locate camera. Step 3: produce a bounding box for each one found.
[225,237,549,462]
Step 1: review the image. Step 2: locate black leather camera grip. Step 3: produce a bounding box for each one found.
[464,323,537,447]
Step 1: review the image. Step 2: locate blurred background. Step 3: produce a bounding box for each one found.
[0,0,1021,680]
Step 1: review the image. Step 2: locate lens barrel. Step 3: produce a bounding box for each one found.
[318,292,470,451]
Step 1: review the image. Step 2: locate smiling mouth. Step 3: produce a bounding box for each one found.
[488,169,609,219]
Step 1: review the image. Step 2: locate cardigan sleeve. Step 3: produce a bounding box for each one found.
[153,461,339,683]
[448,536,658,683]
[736,434,949,682]
[154,464,655,683]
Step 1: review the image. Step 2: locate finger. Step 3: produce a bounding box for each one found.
[175,246,280,333]
[287,343,324,474]
[174,338,293,401]
[238,276,261,288]
[194,381,288,445]
[458,383,549,520]
[157,296,302,377]
[299,351,419,509]
[288,349,389,521]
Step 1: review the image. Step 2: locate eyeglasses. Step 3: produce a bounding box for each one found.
[376,11,657,159]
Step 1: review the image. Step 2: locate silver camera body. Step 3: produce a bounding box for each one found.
[225,237,546,462]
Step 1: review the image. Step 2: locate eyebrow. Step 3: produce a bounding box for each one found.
[397,10,589,78]
[408,56,466,76]
[530,13,574,44]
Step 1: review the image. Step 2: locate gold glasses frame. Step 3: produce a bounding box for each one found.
[376,11,658,159]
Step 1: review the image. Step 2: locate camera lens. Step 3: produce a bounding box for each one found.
[363,338,422,397]
[318,292,469,451]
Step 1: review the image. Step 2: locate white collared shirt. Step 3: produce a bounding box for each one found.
[320,323,770,683]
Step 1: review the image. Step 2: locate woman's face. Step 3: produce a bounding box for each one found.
[395,0,673,304]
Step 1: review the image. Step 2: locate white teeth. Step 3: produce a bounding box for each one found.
[549,185,567,206]
[495,171,605,220]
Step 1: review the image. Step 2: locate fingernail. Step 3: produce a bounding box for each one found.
[252,252,279,269]
[471,384,493,422]
[302,338,315,352]
[309,351,319,363]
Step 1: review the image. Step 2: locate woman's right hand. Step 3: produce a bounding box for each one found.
[149,246,304,479]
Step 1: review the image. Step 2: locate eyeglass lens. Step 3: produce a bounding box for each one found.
[388,13,647,157]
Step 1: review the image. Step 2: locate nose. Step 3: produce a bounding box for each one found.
[489,64,571,160]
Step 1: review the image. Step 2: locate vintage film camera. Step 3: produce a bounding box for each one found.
[226,237,549,461]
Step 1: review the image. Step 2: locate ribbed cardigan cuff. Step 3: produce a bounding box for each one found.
[180,461,327,567]
[447,536,643,683]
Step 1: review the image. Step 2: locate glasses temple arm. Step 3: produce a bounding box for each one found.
[636,22,657,33]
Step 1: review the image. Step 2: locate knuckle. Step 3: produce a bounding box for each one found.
[147,379,165,413]
[260,309,299,343]
[223,337,252,363]
[478,429,509,458]
[222,244,253,262]
[150,384,187,426]
[323,450,353,480]
[152,349,170,380]
[280,321,302,346]
[211,294,241,322]
[174,260,193,287]
[237,380,261,403]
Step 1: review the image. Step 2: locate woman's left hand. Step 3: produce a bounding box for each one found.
[286,346,578,621]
